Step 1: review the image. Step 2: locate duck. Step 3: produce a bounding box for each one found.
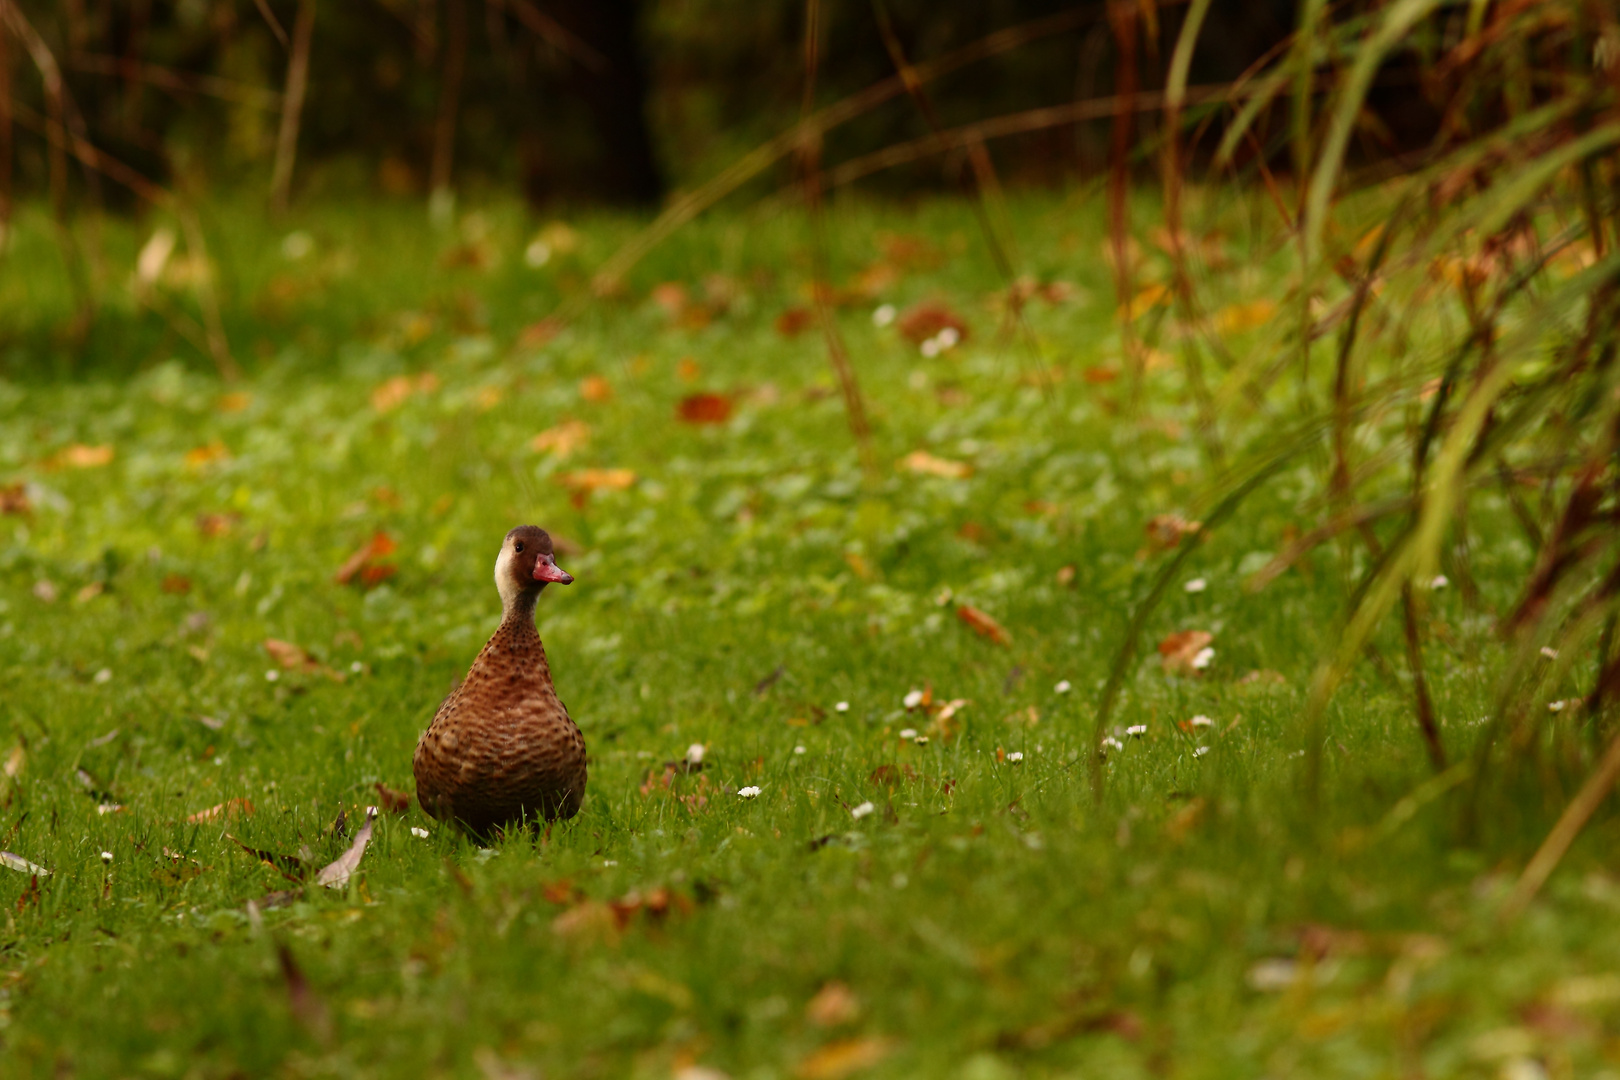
[413,525,586,836]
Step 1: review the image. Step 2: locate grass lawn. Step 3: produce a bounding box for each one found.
[0,189,1616,1079]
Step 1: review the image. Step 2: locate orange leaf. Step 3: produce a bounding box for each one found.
[161,574,192,594]
[899,450,972,479]
[796,1038,895,1080]
[358,564,397,587]
[264,639,323,674]
[0,483,30,516]
[579,375,614,403]
[1158,630,1214,676]
[806,982,861,1027]
[557,468,636,508]
[1121,282,1170,320]
[334,532,398,585]
[195,512,239,538]
[675,356,701,382]
[217,392,252,413]
[1144,514,1202,552]
[517,318,563,350]
[184,442,230,468]
[650,282,688,317]
[678,393,733,425]
[530,419,591,459]
[186,797,254,824]
[1214,299,1276,335]
[371,373,439,413]
[957,605,1010,645]
[55,444,114,469]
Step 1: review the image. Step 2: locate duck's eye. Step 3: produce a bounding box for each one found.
[514,541,524,553]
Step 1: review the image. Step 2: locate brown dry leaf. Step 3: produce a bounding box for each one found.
[678,393,733,425]
[334,531,398,586]
[278,944,333,1041]
[374,781,411,814]
[579,375,614,403]
[806,982,861,1027]
[1144,514,1202,552]
[0,483,30,516]
[957,605,1010,646]
[184,442,230,468]
[1082,366,1119,384]
[775,307,814,338]
[899,450,972,479]
[542,879,579,905]
[55,444,114,469]
[217,391,252,413]
[263,639,343,681]
[4,746,24,778]
[161,574,192,594]
[1056,565,1076,586]
[851,262,901,298]
[371,373,439,413]
[897,302,969,345]
[1158,630,1214,676]
[530,420,591,459]
[796,1038,895,1080]
[186,797,254,825]
[1214,299,1277,335]
[1165,796,1207,843]
[196,512,240,538]
[316,806,377,888]
[558,468,635,508]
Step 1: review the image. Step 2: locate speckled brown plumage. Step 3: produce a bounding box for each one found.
[413,526,586,836]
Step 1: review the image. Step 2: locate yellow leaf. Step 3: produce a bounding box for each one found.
[57,444,114,469]
[899,450,972,479]
[796,1038,895,1080]
[1214,300,1276,335]
[530,420,591,459]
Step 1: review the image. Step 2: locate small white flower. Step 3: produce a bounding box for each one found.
[1184,578,1207,594]
[411,827,430,838]
[737,786,761,799]
[603,860,618,867]
[872,303,897,327]
[1430,575,1449,590]
[100,851,113,864]
[1103,736,1124,751]
[350,660,364,673]
[835,701,850,712]
[936,327,961,349]
[1191,647,1215,670]
[1126,724,1147,737]
[903,689,925,709]
[93,668,113,684]
[265,669,280,682]
[1007,752,1024,763]
[1054,680,1072,694]
[685,743,706,764]
[913,735,929,745]
[1540,647,1559,660]
[898,728,919,740]
[1189,715,1214,728]
[1548,700,1568,713]
[793,746,806,755]
[1194,746,1210,757]
[850,801,875,819]
[524,238,552,268]
[920,338,942,358]
[281,231,313,260]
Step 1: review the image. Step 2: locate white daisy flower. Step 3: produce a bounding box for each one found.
[1054,680,1072,694]
[1103,737,1124,751]
[1184,578,1207,594]
[1126,725,1147,737]
[1007,752,1024,763]
[1540,647,1559,660]
[1430,575,1449,590]
[738,786,762,798]
[872,303,897,327]
[835,701,850,712]
[850,801,875,819]
[1189,715,1214,727]
[685,743,706,764]
[1194,746,1210,757]
[1191,647,1215,670]
[100,851,113,864]
[411,827,430,838]
[793,746,806,755]
[265,670,280,682]
[899,728,918,740]
[903,690,925,709]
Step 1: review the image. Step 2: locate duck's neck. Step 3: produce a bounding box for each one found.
[499,591,541,637]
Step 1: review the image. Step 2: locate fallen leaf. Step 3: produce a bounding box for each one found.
[542,879,579,904]
[530,420,591,459]
[675,356,701,381]
[3,746,24,777]
[775,307,814,338]
[806,982,861,1027]
[517,318,563,350]
[579,375,614,403]
[957,605,1011,645]
[0,483,30,516]
[677,393,733,425]
[796,1037,894,1080]
[551,899,620,942]
[899,450,972,479]
[374,781,411,814]
[184,442,230,468]
[371,373,439,413]
[557,468,636,508]
[897,302,968,345]
[650,282,689,317]
[54,444,114,469]
[187,797,254,824]
[1122,282,1170,320]
[217,391,252,413]
[1158,630,1214,676]
[334,531,398,586]
[1238,669,1287,687]
[225,834,308,880]
[264,639,324,674]
[1082,366,1119,384]
[0,852,50,876]
[161,574,191,594]
[196,512,240,538]
[1214,299,1276,335]
[1144,513,1202,552]
[278,944,332,1042]
[316,807,377,888]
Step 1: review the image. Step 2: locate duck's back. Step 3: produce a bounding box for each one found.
[413,617,587,834]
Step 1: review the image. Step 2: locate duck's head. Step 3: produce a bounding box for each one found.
[495,525,572,608]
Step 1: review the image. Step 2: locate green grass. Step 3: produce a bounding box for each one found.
[0,190,1617,1079]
